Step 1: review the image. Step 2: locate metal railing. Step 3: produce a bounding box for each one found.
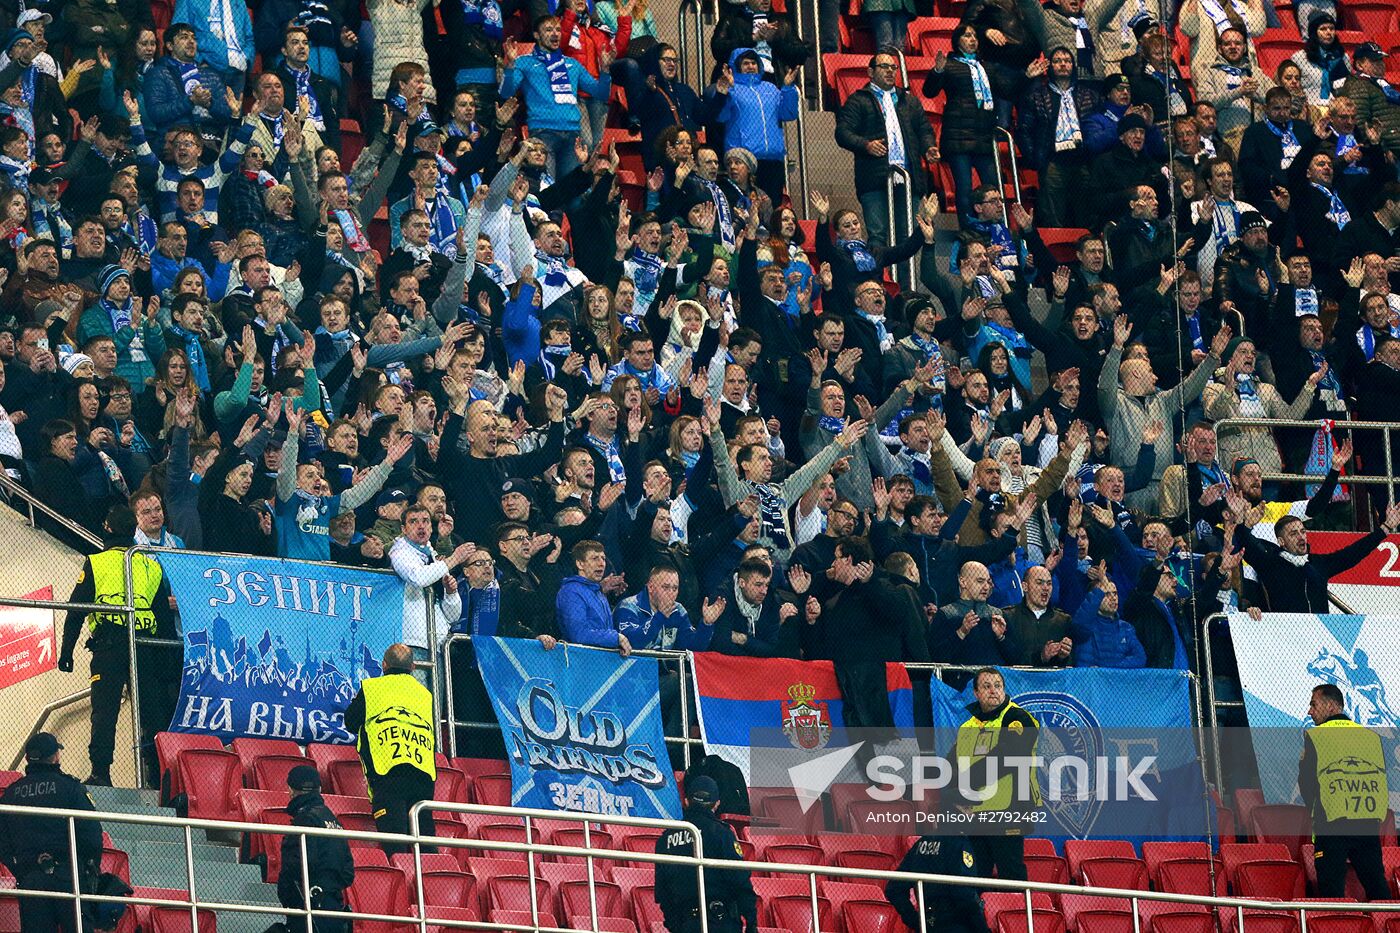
[0,471,103,549]
[677,0,705,93]
[7,800,1400,933]
[993,126,1020,229]
[887,164,916,288]
[1213,418,1400,505]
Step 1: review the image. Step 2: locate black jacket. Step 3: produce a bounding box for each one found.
[923,60,997,156]
[0,762,102,873]
[1240,527,1384,613]
[277,791,355,908]
[655,803,758,929]
[1237,118,1317,209]
[275,62,344,151]
[886,835,989,933]
[835,85,936,196]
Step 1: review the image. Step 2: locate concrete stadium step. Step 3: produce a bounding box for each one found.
[125,853,268,893]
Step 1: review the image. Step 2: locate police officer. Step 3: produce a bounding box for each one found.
[953,667,1041,883]
[886,831,989,933]
[344,643,438,855]
[1298,683,1390,899]
[57,505,180,787]
[0,733,103,933]
[278,765,355,932]
[654,776,758,933]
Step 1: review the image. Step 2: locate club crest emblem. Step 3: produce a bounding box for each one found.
[782,682,832,750]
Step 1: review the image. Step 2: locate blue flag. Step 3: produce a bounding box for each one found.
[163,552,405,744]
[932,667,1207,841]
[475,637,681,819]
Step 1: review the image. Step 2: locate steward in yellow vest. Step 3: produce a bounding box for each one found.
[58,505,178,788]
[953,668,1041,884]
[1298,683,1390,899]
[344,643,438,855]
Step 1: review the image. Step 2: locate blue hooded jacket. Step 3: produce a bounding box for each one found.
[556,574,619,648]
[714,47,799,161]
[499,46,611,132]
[1070,587,1147,669]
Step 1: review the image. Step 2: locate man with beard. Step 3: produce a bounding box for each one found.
[1238,504,1397,612]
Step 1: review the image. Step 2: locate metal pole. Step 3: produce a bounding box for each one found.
[585,821,599,932]
[525,814,540,927]
[695,820,710,933]
[300,832,313,933]
[184,825,199,929]
[886,166,915,288]
[1132,896,1141,933]
[1385,426,1394,508]
[677,0,697,91]
[66,816,83,932]
[124,547,143,789]
[1024,884,1035,933]
[414,804,429,933]
[1202,613,1225,796]
[678,652,692,768]
[809,871,821,933]
[793,99,810,222]
[895,47,909,90]
[444,634,459,759]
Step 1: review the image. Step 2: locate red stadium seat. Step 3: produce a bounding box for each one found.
[473,773,513,807]
[1249,804,1311,860]
[419,869,476,910]
[1142,842,1211,882]
[1219,908,1300,933]
[1065,840,1137,880]
[417,905,479,933]
[487,875,553,916]
[569,916,637,933]
[1140,903,1214,933]
[841,899,903,933]
[909,16,961,56]
[449,757,509,778]
[1079,858,1149,891]
[1026,855,1072,887]
[1025,839,1057,857]
[1036,227,1091,266]
[154,733,222,804]
[491,909,559,929]
[147,905,218,932]
[1155,858,1225,896]
[306,743,358,784]
[229,737,302,785]
[836,849,899,873]
[985,892,1057,928]
[1061,895,1135,933]
[767,894,833,932]
[352,848,390,869]
[756,794,824,835]
[631,885,665,931]
[822,53,874,106]
[466,857,529,915]
[175,748,242,820]
[560,879,626,921]
[550,827,618,865]
[250,755,310,792]
[1000,908,1069,933]
[1234,860,1306,899]
[431,765,471,808]
[1338,1,1399,33]
[326,758,369,798]
[347,866,413,933]
[1220,842,1292,890]
[1233,789,1267,834]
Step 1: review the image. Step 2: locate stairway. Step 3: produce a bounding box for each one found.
[89,786,285,933]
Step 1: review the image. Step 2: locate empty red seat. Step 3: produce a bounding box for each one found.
[352,848,390,869]
[175,748,242,820]
[473,773,513,807]
[985,892,1057,929]
[1249,804,1311,860]
[1026,855,1071,887]
[836,849,898,873]
[417,904,478,933]
[1079,857,1149,891]
[1234,860,1306,899]
[250,755,310,792]
[756,795,824,835]
[347,865,411,933]
[1233,789,1267,835]
[1065,840,1137,880]
[1220,842,1293,891]
[1142,842,1211,882]
[326,759,368,798]
[767,894,833,932]
[630,884,664,931]
[154,733,222,804]
[1140,903,1213,933]
[487,875,553,916]
[465,857,528,915]
[146,905,217,933]
[569,915,637,933]
[1219,908,1300,933]
[560,879,626,921]
[491,908,559,929]
[1155,857,1224,896]
[420,870,475,910]
[305,743,358,785]
[550,826,619,864]
[229,737,302,784]
[1061,895,1134,933]
[1000,908,1069,933]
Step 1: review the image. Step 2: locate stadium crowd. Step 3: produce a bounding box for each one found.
[0,0,1398,730]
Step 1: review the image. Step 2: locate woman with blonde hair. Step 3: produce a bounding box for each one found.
[579,283,625,363]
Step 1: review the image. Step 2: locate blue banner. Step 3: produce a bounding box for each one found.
[475,637,681,819]
[932,667,1207,840]
[163,552,405,744]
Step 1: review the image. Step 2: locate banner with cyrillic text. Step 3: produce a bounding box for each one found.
[163,552,405,743]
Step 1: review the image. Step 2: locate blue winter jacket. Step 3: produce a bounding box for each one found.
[556,574,620,648]
[613,589,711,651]
[143,56,233,141]
[714,47,799,161]
[1070,588,1147,669]
[173,0,255,75]
[499,50,610,132]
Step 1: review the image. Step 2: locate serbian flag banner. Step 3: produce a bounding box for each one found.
[689,653,913,781]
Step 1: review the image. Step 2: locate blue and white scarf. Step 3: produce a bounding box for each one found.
[1053,84,1082,150]
[535,249,572,287]
[840,238,877,272]
[1294,286,1319,315]
[289,66,325,130]
[464,0,504,38]
[1234,372,1264,416]
[534,48,577,104]
[1313,182,1350,229]
[1264,119,1300,169]
[870,84,906,168]
[1357,323,1400,360]
[170,323,211,391]
[696,176,735,250]
[955,54,993,110]
[1310,348,1342,396]
[753,482,790,550]
[818,414,846,434]
[102,296,133,332]
[333,208,370,252]
[457,584,501,636]
[860,310,893,350]
[1185,311,1203,350]
[423,195,460,258]
[539,343,571,380]
[629,247,664,300]
[260,112,286,149]
[1366,75,1400,105]
[175,60,210,119]
[585,431,625,483]
[1335,133,1369,176]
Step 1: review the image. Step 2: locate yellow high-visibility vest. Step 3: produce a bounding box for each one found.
[357,673,437,781]
[1309,718,1387,823]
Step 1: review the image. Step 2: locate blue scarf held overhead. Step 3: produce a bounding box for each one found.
[464,0,504,39]
[1312,182,1350,229]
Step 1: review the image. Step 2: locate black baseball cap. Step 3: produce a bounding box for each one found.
[377,488,410,507]
[287,764,322,791]
[686,775,720,804]
[25,732,62,760]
